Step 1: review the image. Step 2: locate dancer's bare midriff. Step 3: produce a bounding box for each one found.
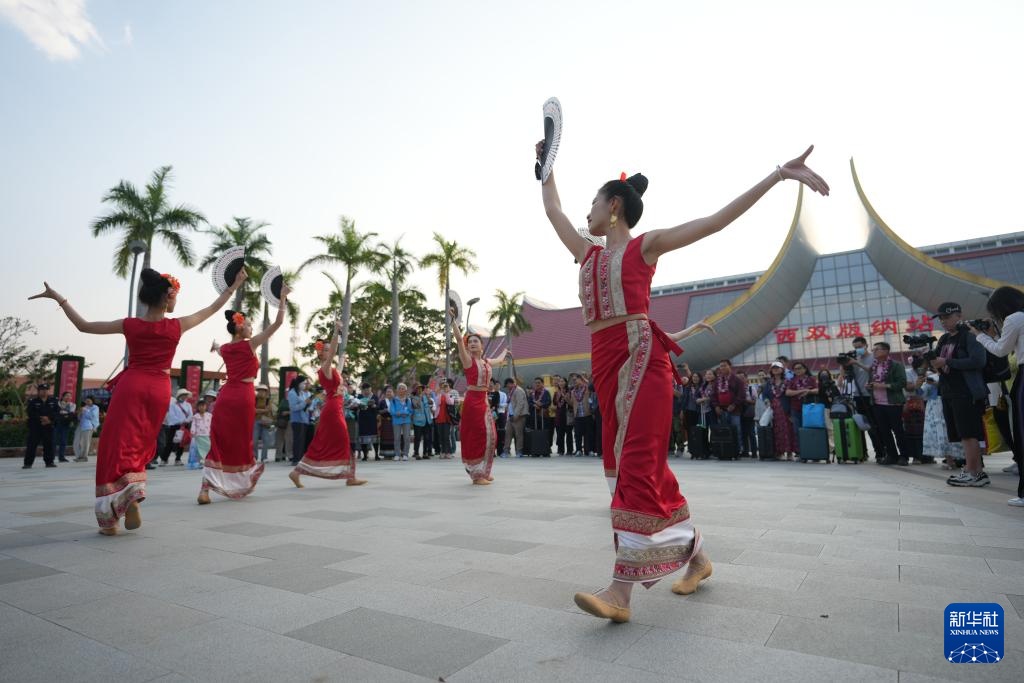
[587,313,647,334]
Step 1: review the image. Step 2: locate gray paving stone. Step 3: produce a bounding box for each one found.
[898,515,965,526]
[481,507,578,521]
[41,592,218,648]
[132,617,346,681]
[616,625,898,683]
[898,563,1024,594]
[311,575,486,619]
[218,559,363,594]
[0,557,62,584]
[424,532,540,555]
[0,571,122,613]
[898,538,1024,562]
[766,615,1021,682]
[13,521,95,535]
[287,607,508,678]
[207,522,300,537]
[1007,594,1024,620]
[246,542,366,566]
[448,641,681,683]
[431,569,590,610]
[0,531,58,551]
[731,549,898,581]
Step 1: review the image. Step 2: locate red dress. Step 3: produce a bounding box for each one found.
[201,340,264,498]
[579,236,702,586]
[460,358,496,482]
[294,367,356,479]
[95,318,180,529]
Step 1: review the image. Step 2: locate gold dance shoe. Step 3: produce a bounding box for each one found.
[573,592,631,623]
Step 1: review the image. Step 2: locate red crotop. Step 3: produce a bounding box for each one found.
[578,235,656,325]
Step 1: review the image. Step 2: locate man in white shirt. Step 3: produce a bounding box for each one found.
[158,388,194,466]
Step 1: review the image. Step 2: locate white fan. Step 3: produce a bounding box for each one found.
[534,97,562,183]
[211,246,245,294]
[260,266,284,308]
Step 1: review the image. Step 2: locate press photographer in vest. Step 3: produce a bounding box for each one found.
[970,286,1024,507]
[929,302,989,488]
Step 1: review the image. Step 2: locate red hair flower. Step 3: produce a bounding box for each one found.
[314,340,325,353]
[619,172,627,181]
[232,312,245,326]
[161,273,181,292]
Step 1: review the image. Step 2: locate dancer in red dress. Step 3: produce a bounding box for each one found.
[538,141,828,622]
[289,320,367,488]
[197,285,291,504]
[450,314,510,484]
[29,268,246,534]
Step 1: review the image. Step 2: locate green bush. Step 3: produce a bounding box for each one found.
[0,420,27,447]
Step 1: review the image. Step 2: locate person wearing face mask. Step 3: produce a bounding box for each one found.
[838,336,884,458]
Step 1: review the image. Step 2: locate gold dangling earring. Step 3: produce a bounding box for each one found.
[610,213,618,230]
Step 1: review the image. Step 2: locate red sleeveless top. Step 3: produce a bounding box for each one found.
[124,318,181,371]
[464,357,492,388]
[220,340,259,383]
[578,235,656,325]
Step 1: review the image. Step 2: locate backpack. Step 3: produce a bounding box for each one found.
[447,402,461,426]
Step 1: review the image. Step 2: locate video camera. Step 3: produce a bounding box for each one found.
[835,350,857,364]
[903,333,938,367]
[967,319,992,332]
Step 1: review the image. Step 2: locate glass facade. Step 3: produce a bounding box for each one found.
[685,289,747,326]
[943,251,1024,285]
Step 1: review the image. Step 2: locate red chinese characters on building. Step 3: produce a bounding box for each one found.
[870,319,899,336]
[805,325,831,341]
[774,327,798,344]
[836,322,864,339]
[905,315,934,333]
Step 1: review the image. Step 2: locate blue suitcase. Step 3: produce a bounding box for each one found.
[798,428,829,463]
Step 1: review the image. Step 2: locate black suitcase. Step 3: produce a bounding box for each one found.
[689,425,708,459]
[524,415,551,456]
[757,425,775,460]
[710,425,738,460]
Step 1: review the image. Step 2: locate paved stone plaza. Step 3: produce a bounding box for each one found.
[1,452,1023,682]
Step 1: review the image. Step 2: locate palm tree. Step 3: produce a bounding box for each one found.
[487,290,531,357]
[379,237,415,383]
[419,232,478,377]
[298,216,385,354]
[91,165,205,276]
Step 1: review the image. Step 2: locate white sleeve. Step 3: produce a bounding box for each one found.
[976,312,1024,357]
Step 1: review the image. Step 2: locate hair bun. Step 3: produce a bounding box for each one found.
[139,268,164,286]
[224,310,236,322]
[626,173,648,197]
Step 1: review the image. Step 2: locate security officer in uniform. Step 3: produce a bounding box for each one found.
[24,383,59,469]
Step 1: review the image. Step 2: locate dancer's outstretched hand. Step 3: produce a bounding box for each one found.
[231,269,248,289]
[280,283,292,299]
[695,320,716,335]
[780,146,830,196]
[28,282,61,301]
[535,140,545,160]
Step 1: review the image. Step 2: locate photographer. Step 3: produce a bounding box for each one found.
[930,302,989,487]
[836,336,883,458]
[971,286,1024,506]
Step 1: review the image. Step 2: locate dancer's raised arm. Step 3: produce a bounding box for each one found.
[322,318,342,375]
[641,146,829,263]
[249,283,291,349]
[28,283,123,335]
[667,320,716,343]
[179,269,247,333]
[451,311,473,369]
[537,141,590,263]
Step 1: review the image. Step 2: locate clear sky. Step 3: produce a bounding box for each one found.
[1,0,1022,379]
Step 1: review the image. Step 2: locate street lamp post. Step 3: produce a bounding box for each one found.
[465,297,480,331]
[123,240,148,368]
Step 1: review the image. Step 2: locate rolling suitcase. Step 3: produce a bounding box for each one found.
[689,424,709,459]
[524,414,551,457]
[832,417,864,463]
[709,425,738,460]
[798,427,829,462]
[757,425,775,460]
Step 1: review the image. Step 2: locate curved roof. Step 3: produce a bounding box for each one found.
[851,159,1010,318]
[674,186,819,370]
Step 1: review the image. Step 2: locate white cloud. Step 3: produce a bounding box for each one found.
[122,21,131,45]
[0,0,102,61]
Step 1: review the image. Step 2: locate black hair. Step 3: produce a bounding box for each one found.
[599,173,649,228]
[224,310,244,335]
[776,355,789,363]
[360,382,371,390]
[197,399,207,407]
[138,268,173,307]
[987,286,1024,322]
[61,391,71,398]
[852,336,867,345]
[465,332,483,345]
[504,378,516,386]
[289,375,307,392]
[719,359,732,366]
[874,341,891,351]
